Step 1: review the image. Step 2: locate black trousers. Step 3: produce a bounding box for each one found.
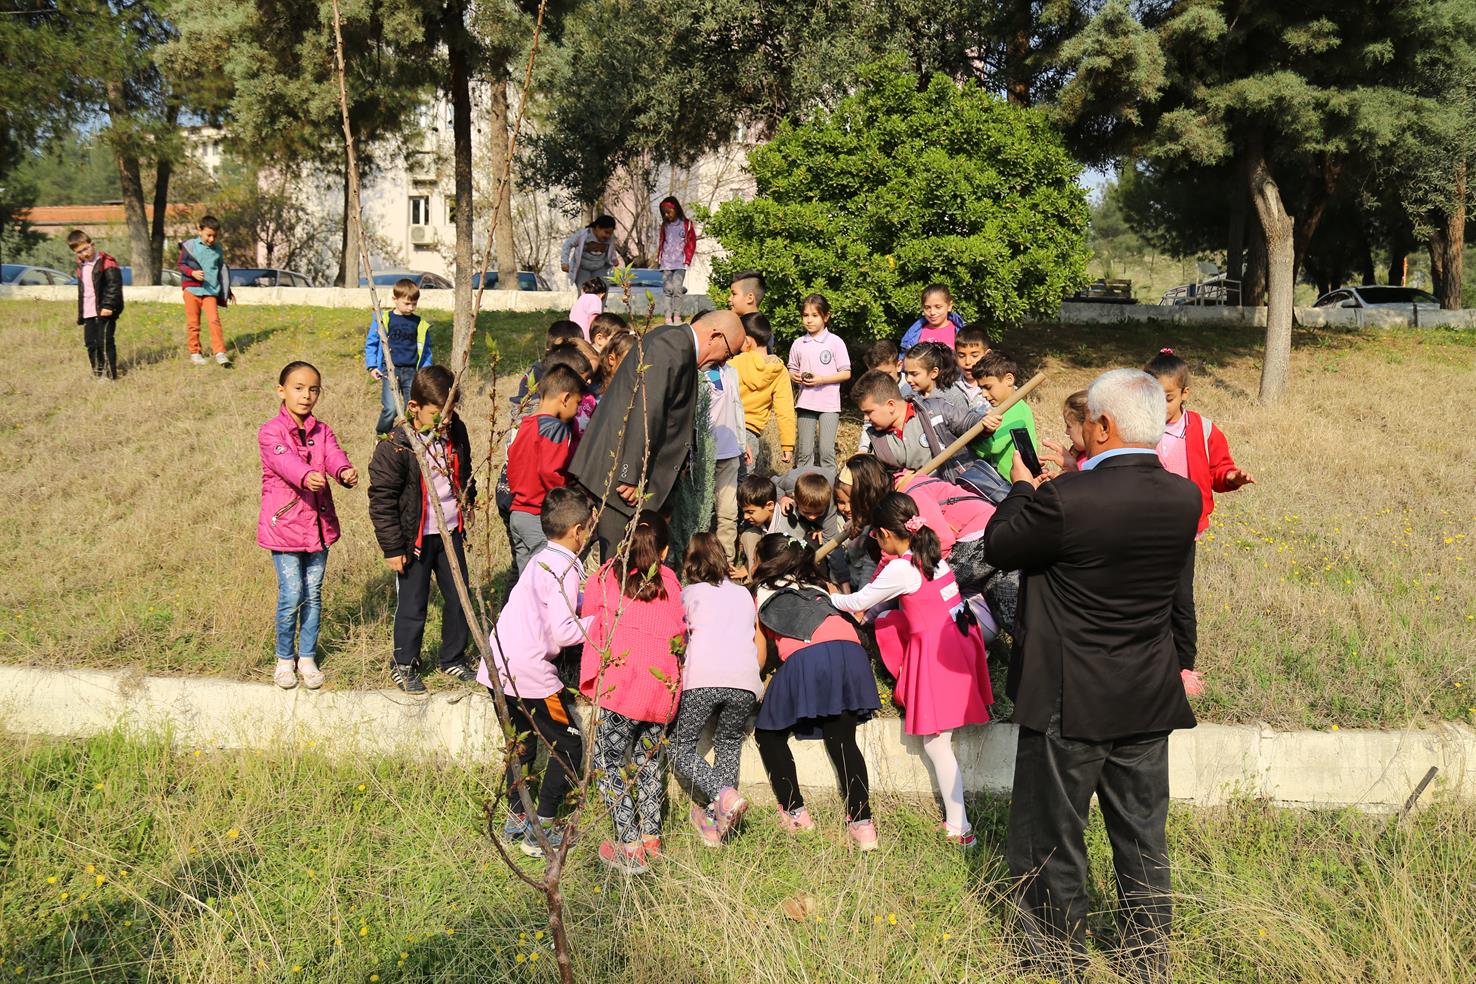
[754,711,871,822]
[1007,724,1173,984]
[591,500,635,564]
[1171,542,1197,670]
[82,316,118,378]
[392,532,470,669]
[501,690,584,820]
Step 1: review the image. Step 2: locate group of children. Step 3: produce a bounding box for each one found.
[247,251,1251,870]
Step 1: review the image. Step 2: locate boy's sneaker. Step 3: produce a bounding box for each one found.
[520,819,565,859]
[273,660,297,690]
[715,786,748,836]
[503,812,529,845]
[776,806,815,832]
[390,662,427,694]
[214,351,231,366]
[190,353,209,366]
[847,818,879,852]
[441,660,477,684]
[597,840,649,875]
[297,658,325,690]
[689,805,722,848]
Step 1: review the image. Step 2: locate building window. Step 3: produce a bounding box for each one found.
[409,196,430,226]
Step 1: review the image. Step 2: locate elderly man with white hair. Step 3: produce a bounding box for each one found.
[983,368,1201,984]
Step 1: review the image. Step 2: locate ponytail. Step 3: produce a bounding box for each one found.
[871,492,940,580]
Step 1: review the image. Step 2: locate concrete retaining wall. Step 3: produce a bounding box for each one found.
[4,284,1471,329]
[2,665,1469,813]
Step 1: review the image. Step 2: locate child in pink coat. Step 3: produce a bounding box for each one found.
[579,511,686,874]
[830,492,991,847]
[257,361,357,690]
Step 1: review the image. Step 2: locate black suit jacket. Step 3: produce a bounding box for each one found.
[569,325,697,517]
[983,452,1200,741]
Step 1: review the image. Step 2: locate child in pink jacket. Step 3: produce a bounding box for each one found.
[258,361,358,690]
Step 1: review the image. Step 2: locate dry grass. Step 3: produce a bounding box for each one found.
[1,729,1472,983]
[0,300,1472,726]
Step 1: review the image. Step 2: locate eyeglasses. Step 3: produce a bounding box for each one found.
[715,330,735,362]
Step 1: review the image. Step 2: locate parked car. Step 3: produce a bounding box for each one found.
[1312,286,1440,310]
[0,263,72,286]
[610,267,665,291]
[118,267,183,287]
[359,270,453,290]
[230,267,317,288]
[470,270,552,291]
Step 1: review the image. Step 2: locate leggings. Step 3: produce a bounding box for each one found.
[922,730,969,835]
[669,687,757,805]
[754,711,870,822]
[592,709,667,843]
[502,691,585,821]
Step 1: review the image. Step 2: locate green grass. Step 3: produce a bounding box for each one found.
[0,729,1471,982]
[0,301,1472,727]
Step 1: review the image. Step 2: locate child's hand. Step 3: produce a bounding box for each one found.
[893,469,916,491]
[1224,469,1256,490]
[1181,668,1205,696]
[982,411,1003,433]
[338,467,359,488]
[385,555,408,574]
[781,450,793,464]
[788,368,805,384]
[777,494,794,514]
[1039,437,1076,475]
[370,368,383,380]
[304,471,327,492]
[100,308,113,318]
[729,563,748,581]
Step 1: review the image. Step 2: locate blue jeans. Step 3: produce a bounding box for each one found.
[272,550,328,660]
[376,366,418,434]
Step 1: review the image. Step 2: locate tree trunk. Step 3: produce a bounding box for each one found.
[1247,137,1295,403]
[105,81,152,278]
[1006,27,1031,106]
[1292,154,1340,284]
[1387,247,1406,286]
[1428,158,1467,309]
[1244,217,1267,306]
[148,157,173,285]
[1356,208,1376,285]
[446,0,475,374]
[335,150,362,288]
[487,79,519,285]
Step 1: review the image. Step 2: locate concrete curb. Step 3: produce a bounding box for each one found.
[3,665,1470,813]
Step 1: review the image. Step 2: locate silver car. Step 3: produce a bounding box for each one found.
[1313,286,1441,310]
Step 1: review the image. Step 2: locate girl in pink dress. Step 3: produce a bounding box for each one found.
[829,492,992,846]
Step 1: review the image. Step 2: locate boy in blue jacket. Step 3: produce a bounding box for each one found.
[366,278,433,435]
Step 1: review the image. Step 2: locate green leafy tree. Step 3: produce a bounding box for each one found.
[705,62,1089,343]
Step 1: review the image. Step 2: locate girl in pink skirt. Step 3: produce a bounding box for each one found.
[829,492,992,846]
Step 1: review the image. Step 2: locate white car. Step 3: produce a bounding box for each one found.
[1313,286,1441,310]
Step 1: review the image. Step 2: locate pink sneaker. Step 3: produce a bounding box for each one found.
[776,806,815,832]
[597,840,648,874]
[640,835,662,859]
[715,787,749,836]
[690,805,722,847]
[848,818,879,851]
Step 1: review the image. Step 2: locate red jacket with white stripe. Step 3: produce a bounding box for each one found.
[1181,409,1238,534]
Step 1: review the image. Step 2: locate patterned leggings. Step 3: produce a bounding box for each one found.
[669,687,758,805]
[592,709,668,843]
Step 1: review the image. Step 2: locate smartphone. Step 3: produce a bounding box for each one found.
[1010,428,1043,477]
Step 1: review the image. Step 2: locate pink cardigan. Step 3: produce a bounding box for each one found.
[579,563,686,723]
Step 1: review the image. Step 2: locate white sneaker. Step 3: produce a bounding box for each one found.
[273,660,298,690]
[190,353,209,366]
[297,659,325,690]
[214,351,231,366]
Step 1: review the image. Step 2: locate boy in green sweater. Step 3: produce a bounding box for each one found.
[970,351,1038,480]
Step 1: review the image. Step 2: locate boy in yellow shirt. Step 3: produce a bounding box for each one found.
[731,312,795,475]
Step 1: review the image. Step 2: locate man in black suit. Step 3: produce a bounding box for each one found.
[569,309,745,556]
[983,368,1201,984]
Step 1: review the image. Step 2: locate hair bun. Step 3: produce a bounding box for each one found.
[1159,347,1175,354]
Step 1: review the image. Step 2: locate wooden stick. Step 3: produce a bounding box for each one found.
[814,370,1048,561]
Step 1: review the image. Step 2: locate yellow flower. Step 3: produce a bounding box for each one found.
[226,828,239,839]
[516,955,526,964]
[291,965,302,973]
[359,925,369,937]
[887,913,897,926]
[94,783,104,790]
[1258,928,1267,938]
[399,952,408,961]
[534,931,544,941]
[95,875,105,887]
[46,876,57,884]
[529,953,539,962]
[371,977,380,982]
[59,892,69,900]
[357,783,367,792]
[942,932,952,941]
[1331,725,1340,732]
[85,864,95,874]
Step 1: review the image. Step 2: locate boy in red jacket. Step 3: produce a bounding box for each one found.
[67,230,124,379]
[1145,348,1255,691]
[506,364,585,574]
